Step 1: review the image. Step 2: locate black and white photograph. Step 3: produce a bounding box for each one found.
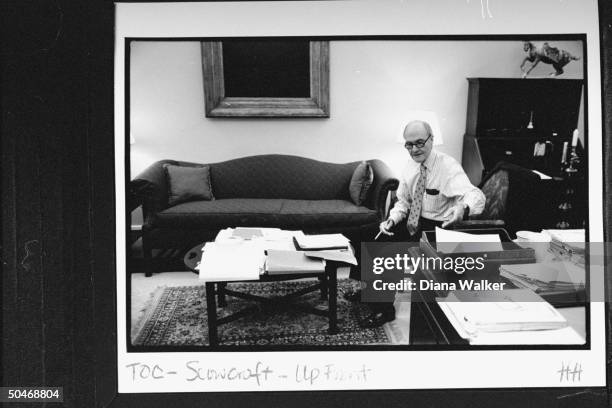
[3,0,611,405]
[128,37,588,349]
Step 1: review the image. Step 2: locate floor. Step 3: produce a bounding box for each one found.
[130,270,412,344]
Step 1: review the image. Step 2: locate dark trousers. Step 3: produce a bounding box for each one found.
[368,217,443,315]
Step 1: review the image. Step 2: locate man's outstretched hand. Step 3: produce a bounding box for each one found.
[441,204,466,228]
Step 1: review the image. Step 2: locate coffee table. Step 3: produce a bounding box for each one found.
[184,242,352,347]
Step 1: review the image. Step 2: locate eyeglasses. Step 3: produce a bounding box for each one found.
[404,134,432,150]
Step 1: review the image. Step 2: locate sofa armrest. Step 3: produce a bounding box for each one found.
[365,159,400,219]
[131,159,179,220]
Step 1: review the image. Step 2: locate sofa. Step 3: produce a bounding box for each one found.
[131,154,399,276]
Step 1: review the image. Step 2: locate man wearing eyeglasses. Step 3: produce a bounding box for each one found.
[349,120,485,328]
[380,120,486,239]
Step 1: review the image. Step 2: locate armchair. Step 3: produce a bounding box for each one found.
[457,161,547,236]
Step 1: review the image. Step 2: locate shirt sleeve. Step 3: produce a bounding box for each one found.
[388,176,411,225]
[441,165,486,216]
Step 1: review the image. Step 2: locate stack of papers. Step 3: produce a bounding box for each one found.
[197,241,265,282]
[216,227,305,244]
[544,229,585,265]
[500,262,585,293]
[438,301,584,344]
[265,250,325,275]
[197,229,355,281]
[435,227,503,253]
[304,249,357,265]
[293,233,350,250]
[439,289,568,334]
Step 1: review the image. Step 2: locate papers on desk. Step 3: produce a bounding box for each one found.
[435,227,503,253]
[500,262,585,293]
[439,289,567,334]
[543,229,585,266]
[438,301,583,345]
[304,249,358,265]
[197,241,265,282]
[265,250,325,275]
[216,227,305,243]
[293,233,350,250]
[544,229,585,246]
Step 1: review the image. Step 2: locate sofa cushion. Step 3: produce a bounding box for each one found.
[163,164,214,206]
[153,198,378,229]
[349,161,374,205]
[279,200,378,229]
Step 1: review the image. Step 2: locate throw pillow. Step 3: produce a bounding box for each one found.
[163,164,214,206]
[349,161,373,206]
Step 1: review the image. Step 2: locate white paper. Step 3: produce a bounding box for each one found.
[531,169,552,179]
[544,229,586,246]
[438,301,583,345]
[294,233,350,249]
[304,249,358,265]
[265,250,325,273]
[500,261,585,289]
[435,227,502,253]
[197,241,265,282]
[442,290,568,333]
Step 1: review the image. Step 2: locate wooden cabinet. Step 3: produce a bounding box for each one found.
[461,78,586,230]
[462,78,583,185]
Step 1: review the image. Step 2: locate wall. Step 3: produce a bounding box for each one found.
[130,39,583,180]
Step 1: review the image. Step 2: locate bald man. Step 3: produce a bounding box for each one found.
[351,120,486,328]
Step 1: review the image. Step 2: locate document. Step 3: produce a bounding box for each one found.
[500,262,585,292]
[435,227,502,253]
[441,289,567,333]
[265,250,325,275]
[293,233,350,250]
[438,301,583,345]
[197,241,265,282]
[304,249,358,265]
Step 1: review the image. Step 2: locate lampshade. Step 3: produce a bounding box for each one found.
[396,110,444,146]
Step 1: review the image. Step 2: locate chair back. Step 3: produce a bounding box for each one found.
[477,169,510,219]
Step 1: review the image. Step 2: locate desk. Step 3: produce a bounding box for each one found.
[184,242,349,347]
[408,246,586,345]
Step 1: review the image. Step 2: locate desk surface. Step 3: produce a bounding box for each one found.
[410,242,587,345]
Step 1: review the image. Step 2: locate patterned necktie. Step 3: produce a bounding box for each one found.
[407,164,427,236]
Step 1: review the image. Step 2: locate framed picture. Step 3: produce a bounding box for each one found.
[202,40,329,117]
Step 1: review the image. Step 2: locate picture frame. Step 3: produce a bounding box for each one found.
[201,40,329,117]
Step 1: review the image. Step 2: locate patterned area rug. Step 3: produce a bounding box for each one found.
[132,279,390,346]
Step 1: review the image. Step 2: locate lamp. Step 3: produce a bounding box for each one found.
[396,110,444,146]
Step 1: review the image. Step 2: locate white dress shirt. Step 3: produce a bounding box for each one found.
[388,149,485,224]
